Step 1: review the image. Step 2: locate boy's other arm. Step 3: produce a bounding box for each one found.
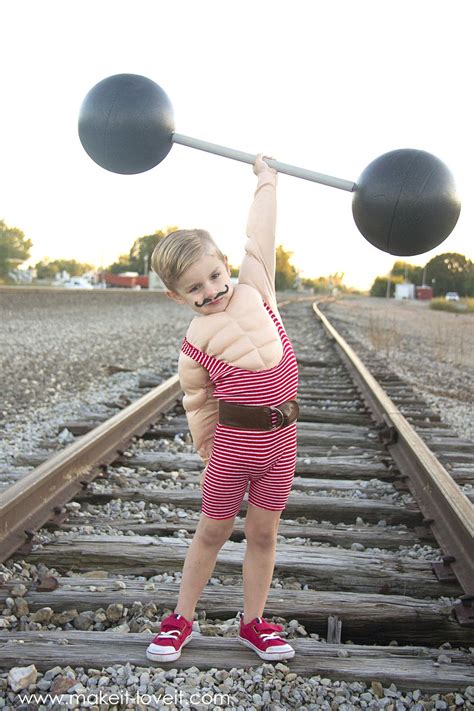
[178,350,218,466]
[238,156,280,316]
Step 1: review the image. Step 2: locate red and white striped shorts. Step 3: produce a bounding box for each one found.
[201,421,298,519]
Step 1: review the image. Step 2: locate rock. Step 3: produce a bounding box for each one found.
[113,580,127,590]
[105,603,124,621]
[43,666,63,681]
[371,680,384,698]
[10,584,27,597]
[51,609,78,625]
[14,598,29,616]
[437,654,452,664]
[73,611,95,630]
[31,606,53,624]
[8,665,38,692]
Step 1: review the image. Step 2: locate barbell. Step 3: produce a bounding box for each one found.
[78,73,461,257]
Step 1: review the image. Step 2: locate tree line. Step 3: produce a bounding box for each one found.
[370,254,474,297]
[1,218,473,296]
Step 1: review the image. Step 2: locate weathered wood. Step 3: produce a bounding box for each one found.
[395,408,443,421]
[164,414,458,440]
[299,390,360,399]
[62,515,429,549]
[298,428,388,450]
[431,451,474,464]
[449,466,474,487]
[58,404,378,438]
[74,487,423,526]
[3,576,468,644]
[420,438,474,454]
[299,397,370,408]
[296,357,340,367]
[301,394,364,403]
[22,535,462,597]
[13,452,55,467]
[138,375,164,388]
[0,631,472,691]
[10,450,398,481]
[115,451,396,481]
[411,420,452,430]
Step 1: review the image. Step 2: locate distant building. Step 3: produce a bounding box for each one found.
[395,283,415,300]
[8,267,34,283]
[100,271,148,289]
[394,283,433,300]
[415,286,433,300]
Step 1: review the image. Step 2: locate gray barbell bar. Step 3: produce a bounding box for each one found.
[172,133,356,192]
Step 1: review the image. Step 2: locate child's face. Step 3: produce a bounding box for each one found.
[167,253,234,316]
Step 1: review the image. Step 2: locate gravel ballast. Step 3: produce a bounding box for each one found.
[0,288,190,470]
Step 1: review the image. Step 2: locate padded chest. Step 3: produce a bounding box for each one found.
[186,284,283,371]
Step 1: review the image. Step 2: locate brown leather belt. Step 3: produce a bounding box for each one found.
[218,398,300,431]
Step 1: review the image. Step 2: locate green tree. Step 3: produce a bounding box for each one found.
[275,245,298,290]
[300,272,349,294]
[107,254,133,274]
[423,253,473,297]
[35,258,95,279]
[370,275,403,297]
[108,227,179,274]
[390,260,423,284]
[0,219,32,278]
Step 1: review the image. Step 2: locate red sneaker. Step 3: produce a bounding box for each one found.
[146,612,194,662]
[238,612,295,660]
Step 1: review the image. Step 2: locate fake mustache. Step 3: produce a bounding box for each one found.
[195,283,230,308]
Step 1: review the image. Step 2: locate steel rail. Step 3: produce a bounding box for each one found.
[313,301,474,619]
[0,376,182,563]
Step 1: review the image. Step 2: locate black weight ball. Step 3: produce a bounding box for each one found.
[352,149,461,256]
[78,74,175,174]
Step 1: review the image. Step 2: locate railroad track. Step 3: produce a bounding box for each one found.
[1,297,473,700]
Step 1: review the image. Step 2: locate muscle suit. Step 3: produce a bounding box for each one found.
[177,168,299,519]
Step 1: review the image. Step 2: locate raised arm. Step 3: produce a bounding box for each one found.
[238,155,280,315]
[178,350,218,465]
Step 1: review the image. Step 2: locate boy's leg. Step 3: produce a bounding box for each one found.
[242,504,282,624]
[173,513,235,621]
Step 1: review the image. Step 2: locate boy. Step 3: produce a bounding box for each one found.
[146,155,299,662]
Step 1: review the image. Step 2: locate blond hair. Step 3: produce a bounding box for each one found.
[151,229,226,292]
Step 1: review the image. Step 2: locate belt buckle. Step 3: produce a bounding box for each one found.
[270,406,286,430]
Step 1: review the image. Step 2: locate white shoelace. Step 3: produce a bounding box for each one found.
[158,630,180,639]
[239,614,285,643]
[259,631,282,642]
[157,614,184,640]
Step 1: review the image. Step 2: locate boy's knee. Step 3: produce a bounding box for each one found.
[197,514,235,546]
[245,528,278,549]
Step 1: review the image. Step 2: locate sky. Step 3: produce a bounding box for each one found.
[1,0,472,291]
